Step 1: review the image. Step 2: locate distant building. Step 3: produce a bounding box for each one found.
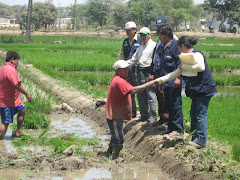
[0,15,19,28]
[0,15,10,25]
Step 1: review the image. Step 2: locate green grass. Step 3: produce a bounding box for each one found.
[178,144,240,179]
[232,142,240,162]
[182,95,240,148]
[12,132,101,156]
[212,73,240,86]
[0,35,239,98]
[194,45,240,53]
[182,95,240,162]
[198,38,240,44]
[208,58,240,72]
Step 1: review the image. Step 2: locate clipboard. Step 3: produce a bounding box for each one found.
[178,53,197,65]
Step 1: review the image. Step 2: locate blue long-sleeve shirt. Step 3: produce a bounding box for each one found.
[159,38,182,89]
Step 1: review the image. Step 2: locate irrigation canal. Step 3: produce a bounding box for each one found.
[0,114,173,180]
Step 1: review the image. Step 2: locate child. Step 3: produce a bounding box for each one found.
[0,51,32,140]
[105,60,156,159]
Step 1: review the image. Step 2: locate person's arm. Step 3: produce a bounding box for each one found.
[181,52,205,73]
[119,45,125,60]
[155,69,181,84]
[126,48,139,66]
[129,80,155,94]
[15,83,32,102]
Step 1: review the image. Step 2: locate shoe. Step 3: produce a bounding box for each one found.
[106,146,113,154]
[158,123,168,131]
[188,141,205,149]
[112,147,120,160]
[167,131,182,138]
[132,114,136,118]
[147,117,158,123]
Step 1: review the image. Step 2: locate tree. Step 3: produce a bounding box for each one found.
[168,0,195,30]
[85,0,112,28]
[20,2,58,31]
[0,3,13,16]
[112,3,128,29]
[69,3,88,30]
[227,0,240,28]
[25,0,32,42]
[127,0,157,27]
[204,0,240,32]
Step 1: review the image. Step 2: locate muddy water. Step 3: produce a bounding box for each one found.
[1,116,173,180]
[0,164,172,179]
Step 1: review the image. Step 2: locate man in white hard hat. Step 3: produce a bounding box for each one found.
[126,27,158,123]
[105,60,157,159]
[119,21,142,118]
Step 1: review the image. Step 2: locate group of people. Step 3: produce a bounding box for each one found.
[0,18,217,161]
[105,17,217,159]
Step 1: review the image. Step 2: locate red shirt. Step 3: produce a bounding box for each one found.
[106,75,133,121]
[0,62,22,107]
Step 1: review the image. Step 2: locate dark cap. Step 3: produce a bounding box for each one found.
[155,17,167,26]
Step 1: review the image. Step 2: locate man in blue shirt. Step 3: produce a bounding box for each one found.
[157,26,184,135]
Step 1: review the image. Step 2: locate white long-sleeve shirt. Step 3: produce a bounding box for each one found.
[126,38,156,68]
[156,52,205,84]
[181,52,205,76]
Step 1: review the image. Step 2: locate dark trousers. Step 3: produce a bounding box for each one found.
[164,87,184,133]
[154,71,169,122]
[107,119,124,150]
[126,70,137,117]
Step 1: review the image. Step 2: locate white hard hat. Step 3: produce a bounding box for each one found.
[125,21,137,30]
[113,60,130,70]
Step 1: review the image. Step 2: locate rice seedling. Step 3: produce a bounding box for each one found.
[12,132,101,157]
[208,58,240,72]
[232,142,240,162]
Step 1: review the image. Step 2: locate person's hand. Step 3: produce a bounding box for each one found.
[26,94,32,102]
[148,75,154,81]
[174,78,181,88]
[178,64,183,71]
[158,83,162,91]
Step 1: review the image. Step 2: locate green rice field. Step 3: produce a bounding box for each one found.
[0,35,240,159]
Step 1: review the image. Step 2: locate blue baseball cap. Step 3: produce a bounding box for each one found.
[155,17,168,26]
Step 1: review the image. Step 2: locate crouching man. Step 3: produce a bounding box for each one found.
[105,60,157,159]
[0,51,32,140]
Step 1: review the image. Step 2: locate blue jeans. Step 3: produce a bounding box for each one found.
[136,69,157,119]
[106,119,124,150]
[190,95,212,146]
[164,87,184,133]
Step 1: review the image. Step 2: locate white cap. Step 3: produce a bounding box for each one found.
[139,27,150,34]
[113,60,130,70]
[125,21,136,30]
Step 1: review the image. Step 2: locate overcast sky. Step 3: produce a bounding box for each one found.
[0,0,204,7]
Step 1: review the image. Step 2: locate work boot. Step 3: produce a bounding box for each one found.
[106,146,113,156]
[112,147,120,160]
